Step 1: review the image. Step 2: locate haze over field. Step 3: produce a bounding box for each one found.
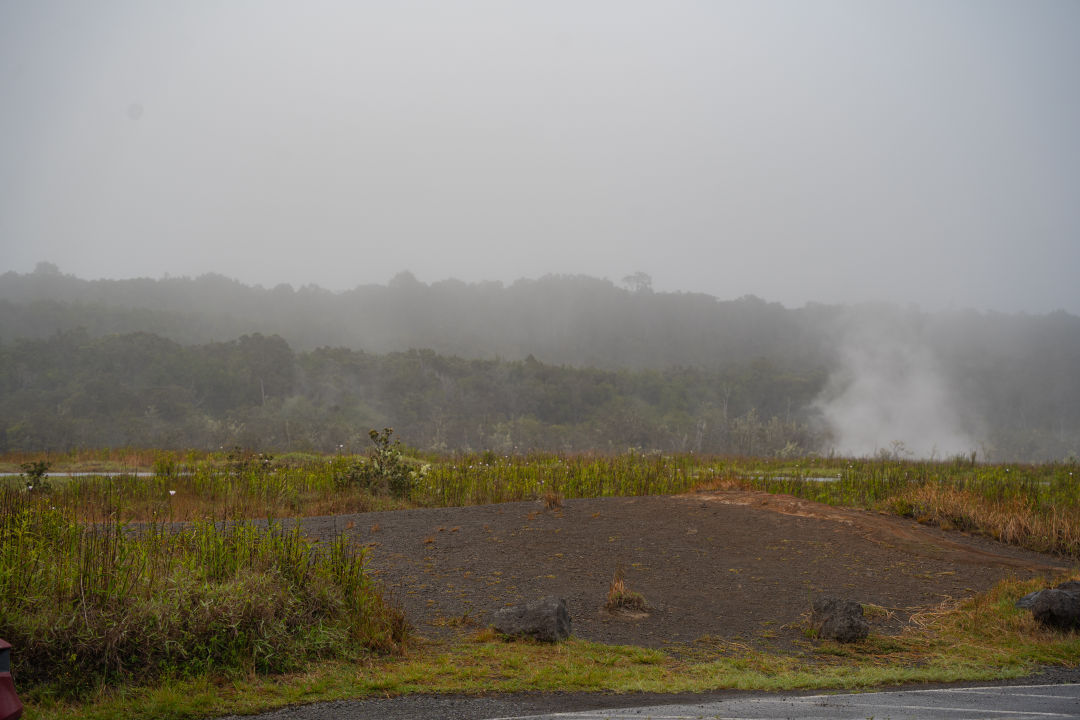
[3,1,1079,314]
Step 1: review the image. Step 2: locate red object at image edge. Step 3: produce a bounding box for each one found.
[0,638,22,720]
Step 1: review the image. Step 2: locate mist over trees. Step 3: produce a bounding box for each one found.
[0,266,823,368]
[0,267,1077,461]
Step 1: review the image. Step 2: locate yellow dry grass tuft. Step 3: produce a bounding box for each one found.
[543,491,563,511]
[605,564,648,613]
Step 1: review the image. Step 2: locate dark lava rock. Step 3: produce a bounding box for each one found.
[1015,580,1080,610]
[1016,591,1042,609]
[492,596,572,643]
[1031,589,1080,631]
[811,596,869,643]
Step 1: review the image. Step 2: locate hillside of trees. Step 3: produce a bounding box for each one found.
[1,330,824,456]
[1,266,1077,461]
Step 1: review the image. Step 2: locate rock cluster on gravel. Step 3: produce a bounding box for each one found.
[811,596,869,643]
[492,596,572,642]
[1016,581,1080,631]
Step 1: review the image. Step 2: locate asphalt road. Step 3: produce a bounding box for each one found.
[489,683,1080,719]
[214,682,1080,720]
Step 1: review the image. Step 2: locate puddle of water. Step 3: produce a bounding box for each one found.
[746,474,842,483]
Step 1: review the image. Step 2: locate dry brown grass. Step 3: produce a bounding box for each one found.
[543,491,563,511]
[693,472,748,493]
[471,626,499,642]
[0,448,179,473]
[58,488,399,524]
[605,564,647,613]
[693,470,1080,559]
[897,484,1080,556]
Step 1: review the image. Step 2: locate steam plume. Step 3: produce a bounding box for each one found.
[816,314,975,459]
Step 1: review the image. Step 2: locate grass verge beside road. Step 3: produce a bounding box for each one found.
[22,576,1080,720]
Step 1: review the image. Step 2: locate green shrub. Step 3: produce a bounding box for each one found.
[0,488,406,698]
[337,428,415,499]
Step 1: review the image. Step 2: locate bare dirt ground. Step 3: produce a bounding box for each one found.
[299,490,1074,649]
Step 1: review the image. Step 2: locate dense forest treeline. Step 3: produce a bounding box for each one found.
[0,329,824,456]
[1,266,1078,460]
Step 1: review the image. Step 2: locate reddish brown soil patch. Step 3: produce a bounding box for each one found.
[300,491,1072,648]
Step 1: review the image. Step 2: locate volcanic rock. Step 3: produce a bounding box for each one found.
[811,596,869,643]
[492,596,572,642]
[1015,580,1080,610]
[1031,588,1080,631]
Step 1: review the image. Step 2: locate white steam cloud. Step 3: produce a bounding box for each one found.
[815,316,975,459]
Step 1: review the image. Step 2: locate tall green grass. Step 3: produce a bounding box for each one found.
[30,451,405,523]
[6,451,1077,546]
[0,485,405,699]
[413,452,701,506]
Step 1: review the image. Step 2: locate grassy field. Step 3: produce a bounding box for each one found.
[7,447,1078,555]
[2,447,1079,718]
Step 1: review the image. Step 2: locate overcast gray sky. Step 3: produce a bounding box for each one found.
[2,0,1078,313]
